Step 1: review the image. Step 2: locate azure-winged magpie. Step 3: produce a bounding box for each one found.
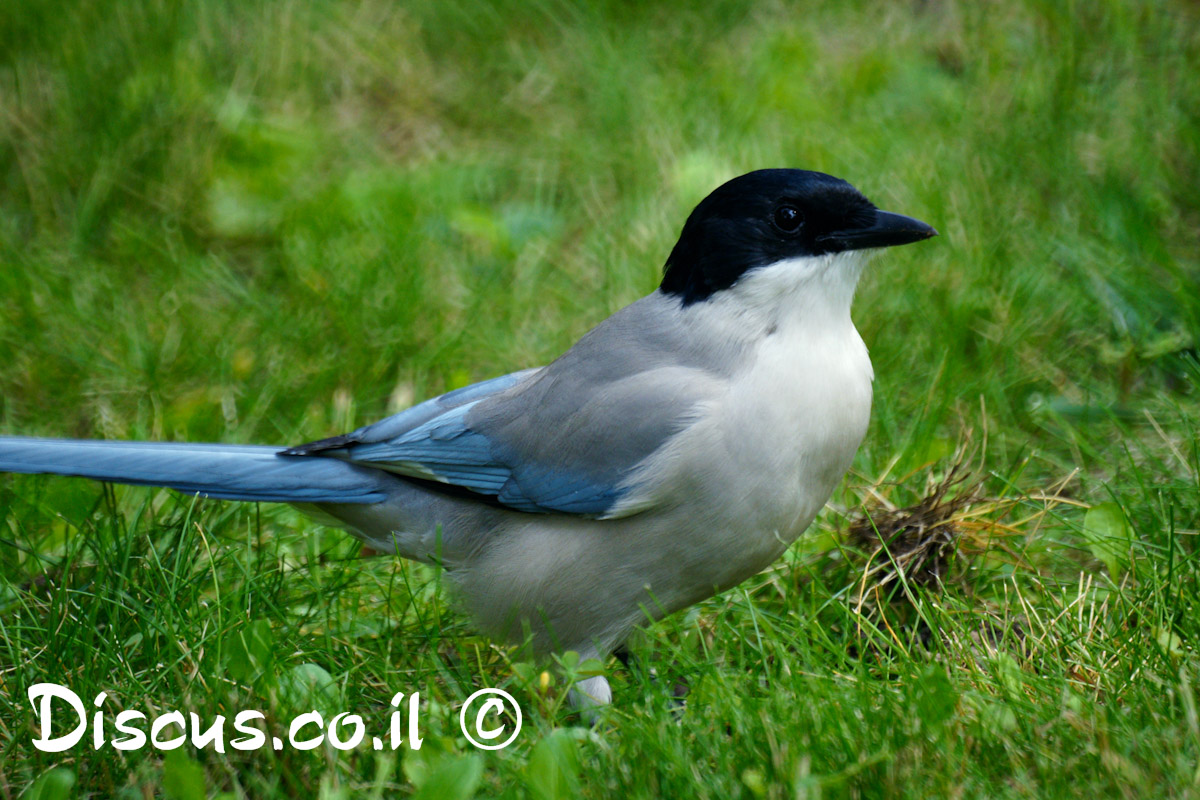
[0,169,936,705]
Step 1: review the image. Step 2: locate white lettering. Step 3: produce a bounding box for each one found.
[289,711,324,750]
[190,712,227,753]
[150,711,187,750]
[231,710,266,751]
[327,712,365,750]
[112,710,147,751]
[28,683,87,753]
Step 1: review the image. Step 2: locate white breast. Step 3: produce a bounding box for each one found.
[611,251,875,590]
[727,317,873,530]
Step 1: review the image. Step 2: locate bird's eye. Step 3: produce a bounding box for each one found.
[773,205,803,233]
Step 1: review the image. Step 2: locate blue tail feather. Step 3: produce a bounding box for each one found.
[0,437,388,504]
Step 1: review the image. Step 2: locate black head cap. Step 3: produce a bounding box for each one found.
[660,169,936,305]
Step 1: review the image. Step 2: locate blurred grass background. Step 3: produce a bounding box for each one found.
[1,0,1198,797]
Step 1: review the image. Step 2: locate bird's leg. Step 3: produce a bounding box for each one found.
[613,645,689,711]
[613,644,633,670]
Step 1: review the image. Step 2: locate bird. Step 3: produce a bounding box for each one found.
[0,168,936,706]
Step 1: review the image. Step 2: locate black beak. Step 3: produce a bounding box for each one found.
[816,209,938,252]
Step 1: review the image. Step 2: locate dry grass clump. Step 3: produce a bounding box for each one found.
[845,449,1080,606]
[847,462,981,591]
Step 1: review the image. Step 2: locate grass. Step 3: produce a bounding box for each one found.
[1,0,1198,796]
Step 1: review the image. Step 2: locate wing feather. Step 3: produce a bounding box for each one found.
[286,295,733,517]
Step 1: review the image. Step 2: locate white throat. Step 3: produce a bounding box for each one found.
[703,250,869,338]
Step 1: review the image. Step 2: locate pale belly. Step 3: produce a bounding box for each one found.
[608,324,875,617]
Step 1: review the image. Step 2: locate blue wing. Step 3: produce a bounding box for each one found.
[285,296,728,518]
[286,363,707,518]
[286,367,631,516]
[310,401,621,514]
[285,370,541,506]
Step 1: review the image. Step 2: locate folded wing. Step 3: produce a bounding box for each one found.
[289,364,719,518]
